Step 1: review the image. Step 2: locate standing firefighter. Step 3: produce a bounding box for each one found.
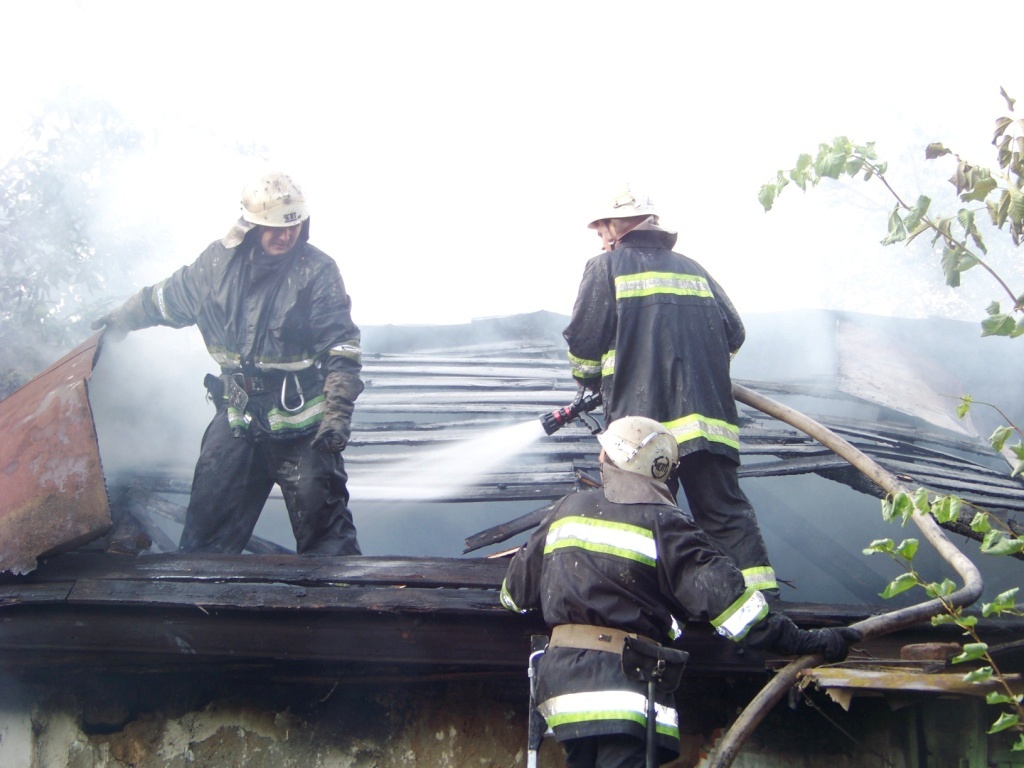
[501,417,860,768]
[92,172,363,555]
[563,186,779,604]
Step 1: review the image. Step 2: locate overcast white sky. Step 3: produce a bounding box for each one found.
[3,0,1022,328]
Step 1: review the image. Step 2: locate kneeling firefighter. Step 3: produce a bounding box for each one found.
[92,172,364,555]
[500,416,861,768]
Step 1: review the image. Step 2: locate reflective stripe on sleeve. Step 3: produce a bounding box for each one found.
[539,690,678,739]
[614,271,713,300]
[544,516,657,567]
[568,351,602,380]
[711,589,769,641]
[742,566,778,592]
[499,580,525,614]
[664,413,740,451]
[601,350,615,378]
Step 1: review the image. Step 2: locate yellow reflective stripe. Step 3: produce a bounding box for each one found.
[664,413,740,450]
[266,395,325,432]
[568,351,602,379]
[601,350,615,377]
[545,516,656,567]
[539,691,678,738]
[743,566,777,592]
[499,580,525,614]
[711,589,769,641]
[614,271,713,300]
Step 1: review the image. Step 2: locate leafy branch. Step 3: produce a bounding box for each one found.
[869,487,1024,748]
[759,88,1024,337]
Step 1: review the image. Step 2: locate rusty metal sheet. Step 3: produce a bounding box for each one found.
[0,334,110,575]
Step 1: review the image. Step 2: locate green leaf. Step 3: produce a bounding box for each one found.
[910,488,928,512]
[881,572,919,599]
[931,613,960,626]
[981,530,1024,556]
[981,313,1016,337]
[952,642,988,664]
[758,184,777,212]
[925,578,956,598]
[863,538,895,555]
[982,587,1019,617]
[956,395,973,419]
[881,498,896,522]
[964,666,993,683]
[991,426,1014,451]
[986,691,1022,706]
[1012,733,1024,752]
[941,246,962,287]
[925,143,952,160]
[815,144,849,180]
[896,538,919,560]
[961,176,998,203]
[881,205,909,245]
[988,711,1020,734]
[892,492,915,524]
[903,195,931,232]
[931,495,962,524]
[970,511,992,535]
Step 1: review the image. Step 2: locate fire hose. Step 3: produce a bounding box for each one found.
[710,384,985,768]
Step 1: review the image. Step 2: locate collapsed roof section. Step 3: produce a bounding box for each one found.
[0,334,110,575]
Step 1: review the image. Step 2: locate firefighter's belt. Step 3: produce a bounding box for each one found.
[223,368,320,396]
[548,624,656,655]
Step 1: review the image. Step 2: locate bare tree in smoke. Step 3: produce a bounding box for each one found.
[0,92,143,397]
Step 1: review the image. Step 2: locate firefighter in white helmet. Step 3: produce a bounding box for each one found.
[92,171,363,556]
[564,184,780,608]
[501,416,861,768]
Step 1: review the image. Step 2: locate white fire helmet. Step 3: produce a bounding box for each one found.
[240,172,309,228]
[587,185,659,229]
[597,416,679,482]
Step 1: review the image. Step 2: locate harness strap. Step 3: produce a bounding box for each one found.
[548,624,657,655]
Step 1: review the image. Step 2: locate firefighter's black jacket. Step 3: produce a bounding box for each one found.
[500,462,770,753]
[563,226,744,461]
[134,233,362,438]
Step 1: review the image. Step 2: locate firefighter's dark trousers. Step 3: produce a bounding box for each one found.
[670,450,778,604]
[179,409,361,555]
[563,734,667,768]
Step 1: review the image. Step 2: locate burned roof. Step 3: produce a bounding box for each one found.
[1,309,1024,679]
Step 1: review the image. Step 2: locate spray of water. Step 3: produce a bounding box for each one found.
[350,419,549,502]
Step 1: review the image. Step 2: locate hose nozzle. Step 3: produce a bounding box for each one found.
[540,391,603,435]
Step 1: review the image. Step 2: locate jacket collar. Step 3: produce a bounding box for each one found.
[601,461,677,505]
[617,225,678,251]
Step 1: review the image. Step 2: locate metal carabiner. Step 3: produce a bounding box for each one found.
[280,372,305,413]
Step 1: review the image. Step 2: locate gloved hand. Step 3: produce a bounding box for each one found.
[91,292,148,342]
[312,371,362,454]
[746,614,862,662]
[791,626,862,662]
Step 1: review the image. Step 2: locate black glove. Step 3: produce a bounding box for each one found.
[792,626,862,662]
[91,292,148,342]
[746,614,862,662]
[311,371,363,454]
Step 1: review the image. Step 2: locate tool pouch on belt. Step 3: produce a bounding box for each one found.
[620,636,689,694]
